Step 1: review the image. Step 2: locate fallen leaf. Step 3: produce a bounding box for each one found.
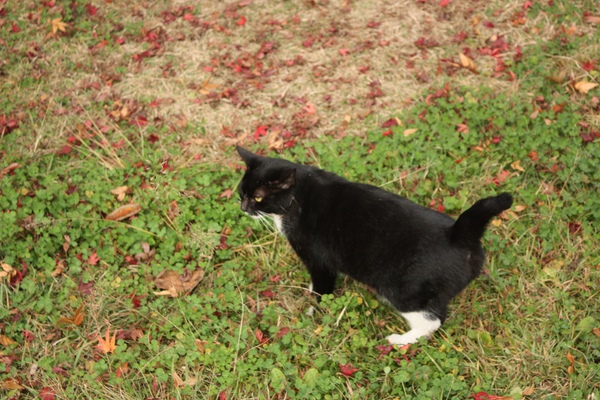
[459,53,477,72]
[514,205,527,212]
[511,160,525,172]
[403,128,418,137]
[51,259,65,277]
[0,378,23,390]
[97,326,117,354]
[154,268,204,297]
[172,370,197,387]
[584,15,600,24]
[50,18,68,34]
[523,386,535,396]
[56,304,85,327]
[115,362,129,378]
[0,162,19,179]
[110,186,129,201]
[574,81,598,94]
[339,363,359,377]
[0,262,15,281]
[105,203,142,221]
[0,334,16,346]
[87,251,100,265]
[39,387,56,400]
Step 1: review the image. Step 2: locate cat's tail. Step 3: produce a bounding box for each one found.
[450,193,513,246]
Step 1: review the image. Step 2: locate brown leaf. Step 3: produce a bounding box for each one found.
[57,304,85,327]
[459,53,477,72]
[574,81,598,94]
[403,128,418,137]
[0,378,23,390]
[51,260,65,277]
[0,262,15,281]
[154,268,204,297]
[510,160,525,172]
[0,334,17,346]
[97,326,117,354]
[105,203,142,221]
[584,15,600,24]
[0,162,20,179]
[110,186,129,201]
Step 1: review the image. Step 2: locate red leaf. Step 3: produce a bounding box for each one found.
[86,4,98,15]
[87,251,99,265]
[522,0,533,10]
[527,150,538,161]
[39,387,56,400]
[23,330,35,341]
[255,329,268,344]
[218,390,227,400]
[339,363,359,377]
[260,289,276,298]
[148,134,159,144]
[58,145,72,155]
[11,22,20,33]
[254,125,268,140]
[382,129,393,137]
[78,280,95,295]
[439,0,451,7]
[376,344,393,359]
[269,274,281,283]
[471,392,507,400]
[491,170,510,186]
[581,60,595,72]
[236,16,246,26]
[381,118,398,128]
[276,327,290,338]
[131,115,148,127]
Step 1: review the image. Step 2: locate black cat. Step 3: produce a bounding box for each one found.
[236,147,512,345]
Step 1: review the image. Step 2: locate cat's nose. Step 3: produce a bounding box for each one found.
[241,198,249,212]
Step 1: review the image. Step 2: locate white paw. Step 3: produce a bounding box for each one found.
[386,332,422,346]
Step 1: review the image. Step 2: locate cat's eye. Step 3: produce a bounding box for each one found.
[254,196,263,203]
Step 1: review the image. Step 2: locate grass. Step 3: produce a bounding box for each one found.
[1,0,599,399]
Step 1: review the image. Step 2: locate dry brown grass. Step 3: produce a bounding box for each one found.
[8,0,596,165]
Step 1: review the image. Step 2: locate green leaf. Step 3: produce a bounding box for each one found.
[303,368,319,388]
[270,367,286,392]
[575,316,596,333]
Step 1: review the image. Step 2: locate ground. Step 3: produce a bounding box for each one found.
[0,0,599,399]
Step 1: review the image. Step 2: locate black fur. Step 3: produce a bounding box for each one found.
[237,147,512,328]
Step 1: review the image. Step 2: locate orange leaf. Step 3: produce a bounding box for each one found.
[459,53,477,72]
[0,378,23,390]
[97,326,117,354]
[56,304,85,327]
[50,18,68,34]
[105,203,142,221]
[0,334,16,346]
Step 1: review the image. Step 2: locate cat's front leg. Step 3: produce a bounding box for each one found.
[304,267,337,316]
[386,311,442,345]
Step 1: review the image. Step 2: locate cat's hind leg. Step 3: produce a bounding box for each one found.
[386,311,441,345]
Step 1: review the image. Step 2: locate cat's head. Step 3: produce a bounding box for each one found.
[236,147,296,217]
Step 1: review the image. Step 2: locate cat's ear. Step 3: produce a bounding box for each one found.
[237,146,259,167]
[277,168,296,190]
